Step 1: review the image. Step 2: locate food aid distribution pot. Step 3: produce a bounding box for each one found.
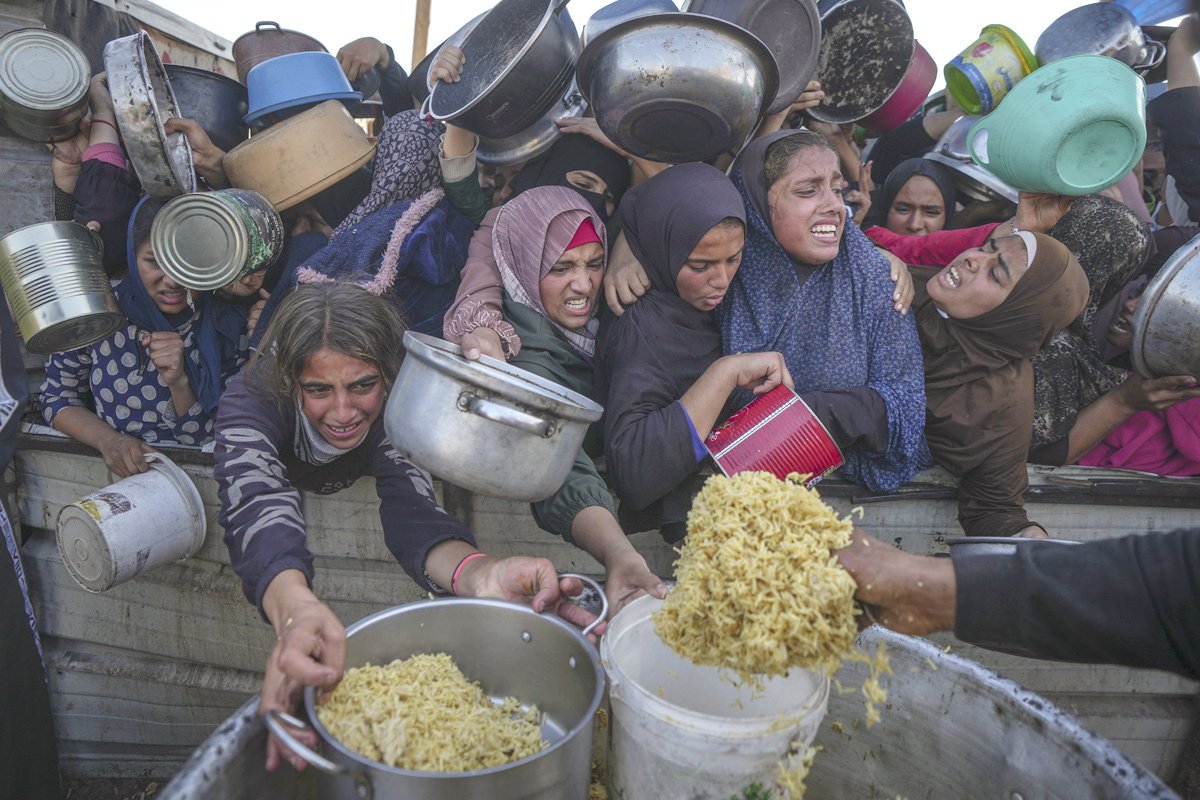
[264,587,607,800]
[384,331,602,501]
[1130,231,1200,379]
[682,0,821,116]
[575,12,778,163]
[164,65,250,154]
[583,0,679,48]
[923,114,1019,203]
[968,55,1147,196]
[104,31,195,199]
[601,595,829,799]
[805,0,913,124]
[55,453,206,592]
[428,0,580,140]
[860,40,937,134]
[0,28,90,142]
[0,221,123,354]
[1036,2,1166,75]
[232,21,328,84]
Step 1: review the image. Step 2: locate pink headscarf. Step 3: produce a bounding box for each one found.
[492,185,607,358]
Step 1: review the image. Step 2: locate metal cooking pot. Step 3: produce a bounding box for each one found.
[385,331,603,501]
[104,32,195,199]
[164,65,249,154]
[265,589,606,800]
[1036,3,1166,76]
[232,21,328,84]
[1131,232,1200,379]
[477,79,587,166]
[923,115,1019,204]
[575,12,779,163]
[859,39,936,135]
[805,0,913,124]
[683,0,821,116]
[428,0,579,140]
[0,28,90,143]
[584,0,679,48]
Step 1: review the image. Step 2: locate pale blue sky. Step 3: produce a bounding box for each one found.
[154,0,1161,91]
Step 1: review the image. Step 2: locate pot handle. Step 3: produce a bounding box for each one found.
[263,709,374,800]
[464,395,554,437]
[1137,39,1167,73]
[256,21,282,32]
[559,572,608,637]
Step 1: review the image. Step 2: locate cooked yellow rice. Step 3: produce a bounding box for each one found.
[316,652,546,772]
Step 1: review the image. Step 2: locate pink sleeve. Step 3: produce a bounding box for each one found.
[865,223,1002,267]
[82,142,126,170]
[442,206,520,355]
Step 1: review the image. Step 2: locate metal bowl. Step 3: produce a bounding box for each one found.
[104,32,195,199]
[1131,232,1200,379]
[1036,3,1166,76]
[584,0,679,48]
[924,115,1019,204]
[944,536,1083,557]
[164,65,249,154]
[683,0,821,116]
[576,12,779,163]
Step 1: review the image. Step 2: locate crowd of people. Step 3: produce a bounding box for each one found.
[4,9,1199,784]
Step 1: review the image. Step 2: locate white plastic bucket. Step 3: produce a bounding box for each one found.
[600,595,830,799]
[55,452,206,592]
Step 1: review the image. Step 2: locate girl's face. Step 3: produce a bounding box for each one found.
[674,223,745,311]
[539,241,605,329]
[1106,292,1142,351]
[135,241,188,315]
[767,147,845,266]
[296,348,385,450]
[926,235,1030,319]
[887,175,947,237]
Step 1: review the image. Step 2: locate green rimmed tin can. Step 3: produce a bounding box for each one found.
[151,189,284,291]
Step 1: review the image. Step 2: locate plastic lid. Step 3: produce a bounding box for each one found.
[151,193,250,290]
[0,29,89,110]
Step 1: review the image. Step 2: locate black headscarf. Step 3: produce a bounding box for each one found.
[310,167,374,231]
[863,157,958,231]
[508,133,631,228]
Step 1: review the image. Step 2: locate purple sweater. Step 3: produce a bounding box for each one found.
[214,370,474,615]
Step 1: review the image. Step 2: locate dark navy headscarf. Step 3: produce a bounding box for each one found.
[117,197,247,415]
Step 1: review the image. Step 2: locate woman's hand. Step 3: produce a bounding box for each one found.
[460,327,507,361]
[142,331,188,388]
[457,555,606,641]
[164,117,228,187]
[603,233,650,316]
[876,246,913,314]
[336,37,389,82]
[1115,374,1200,413]
[428,45,464,87]
[260,572,347,772]
[1013,192,1077,234]
[555,116,629,157]
[97,431,157,477]
[722,351,794,395]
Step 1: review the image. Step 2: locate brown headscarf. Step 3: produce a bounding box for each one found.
[912,233,1089,536]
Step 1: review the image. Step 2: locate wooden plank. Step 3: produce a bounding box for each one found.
[411,0,432,71]
[88,0,233,62]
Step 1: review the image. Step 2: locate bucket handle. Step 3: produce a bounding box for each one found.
[255,21,282,32]
[1137,39,1167,73]
[461,394,554,438]
[559,572,608,637]
[263,709,374,800]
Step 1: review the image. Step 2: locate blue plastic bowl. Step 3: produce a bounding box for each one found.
[244,52,361,126]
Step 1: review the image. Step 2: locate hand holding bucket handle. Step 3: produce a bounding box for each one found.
[559,572,608,638]
[263,709,374,800]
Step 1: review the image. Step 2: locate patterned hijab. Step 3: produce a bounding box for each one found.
[332,110,445,239]
[492,186,607,359]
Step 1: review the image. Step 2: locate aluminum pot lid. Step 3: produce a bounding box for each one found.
[26,312,125,356]
[402,331,603,423]
[1130,230,1200,378]
[0,28,90,111]
[151,193,250,290]
[683,0,821,116]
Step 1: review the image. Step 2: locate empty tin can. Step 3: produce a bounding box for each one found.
[0,221,123,354]
[151,189,284,290]
[0,28,91,143]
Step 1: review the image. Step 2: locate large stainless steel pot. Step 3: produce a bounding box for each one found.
[575,12,779,163]
[1131,231,1200,379]
[1036,3,1167,76]
[104,32,195,199]
[265,590,606,800]
[428,0,580,140]
[385,331,603,501]
[164,65,250,154]
[805,0,913,124]
[923,114,1019,204]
